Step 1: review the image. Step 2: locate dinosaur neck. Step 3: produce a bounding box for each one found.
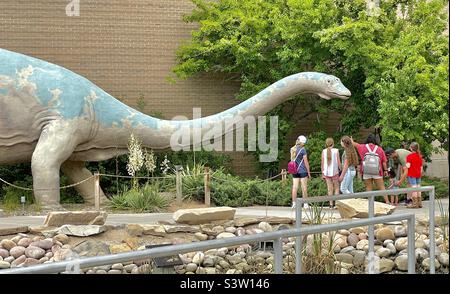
[94,72,323,150]
[122,72,322,150]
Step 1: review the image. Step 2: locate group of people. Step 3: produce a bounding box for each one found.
[290,134,424,209]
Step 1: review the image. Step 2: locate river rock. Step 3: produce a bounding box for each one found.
[11,255,26,267]
[4,256,14,263]
[340,246,355,254]
[9,246,26,258]
[216,232,236,239]
[173,207,236,225]
[193,252,205,265]
[347,233,359,247]
[334,234,348,248]
[335,253,353,264]
[438,253,449,267]
[379,258,395,273]
[17,238,32,248]
[0,248,9,258]
[356,239,369,251]
[415,248,429,260]
[0,260,10,269]
[394,255,408,271]
[23,258,40,267]
[352,250,366,266]
[349,227,366,235]
[336,199,395,218]
[235,228,246,236]
[0,239,16,251]
[52,234,69,245]
[422,258,441,270]
[376,247,391,258]
[394,225,407,237]
[225,227,237,234]
[25,246,45,259]
[194,232,208,241]
[185,263,198,272]
[375,227,395,242]
[31,239,53,250]
[386,243,397,255]
[395,237,408,251]
[258,222,273,232]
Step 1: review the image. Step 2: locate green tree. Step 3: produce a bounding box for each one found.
[173,0,449,172]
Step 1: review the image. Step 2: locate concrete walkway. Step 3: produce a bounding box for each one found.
[0,198,447,229]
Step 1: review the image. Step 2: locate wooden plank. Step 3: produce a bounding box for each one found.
[0,226,29,236]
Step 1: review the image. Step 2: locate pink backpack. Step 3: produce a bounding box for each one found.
[288,148,304,174]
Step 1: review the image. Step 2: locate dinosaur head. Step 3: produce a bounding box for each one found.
[316,74,351,100]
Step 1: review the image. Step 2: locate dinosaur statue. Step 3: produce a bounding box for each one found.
[0,48,351,210]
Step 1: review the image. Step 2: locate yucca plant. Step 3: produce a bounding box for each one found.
[301,203,339,274]
[110,183,172,212]
[437,199,449,253]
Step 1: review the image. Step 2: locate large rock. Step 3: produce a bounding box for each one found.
[142,225,166,236]
[173,207,236,225]
[336,199,395,219]
[73,241,110,257]
[0,226,29,236]
[43,211,107,226]
[56,225,106,237]
[234,217,260,227]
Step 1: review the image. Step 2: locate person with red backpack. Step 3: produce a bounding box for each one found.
[351,134,389,203]
[289,135,311,209]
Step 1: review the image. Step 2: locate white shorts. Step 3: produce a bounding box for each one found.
[363,174,382,180]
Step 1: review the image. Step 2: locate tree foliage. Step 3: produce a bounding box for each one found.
[173,0,449,172]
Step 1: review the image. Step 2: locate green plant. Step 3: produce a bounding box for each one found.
[437,198,449,253]
[302,203,338,274]
[110,183,172,213]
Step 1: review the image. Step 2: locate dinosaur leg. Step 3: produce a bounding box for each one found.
[61,161,108,205]
[31,121,79,211]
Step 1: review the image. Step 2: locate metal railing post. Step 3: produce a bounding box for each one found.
[429,187,435,274]
[368,194,375,274]
[407,214,416,274]
[274,238,283,274]
[295,198,302,274]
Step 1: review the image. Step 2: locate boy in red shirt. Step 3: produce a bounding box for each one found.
[406,142,423,208]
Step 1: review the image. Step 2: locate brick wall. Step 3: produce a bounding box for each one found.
[0,0,367,177]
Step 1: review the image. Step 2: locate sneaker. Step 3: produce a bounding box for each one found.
[303,203,309,209]
[291,202,296,209]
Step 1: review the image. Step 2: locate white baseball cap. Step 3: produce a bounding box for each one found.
[297,135,307,144]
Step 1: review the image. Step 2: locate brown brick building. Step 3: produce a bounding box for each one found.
[0,0,357,176]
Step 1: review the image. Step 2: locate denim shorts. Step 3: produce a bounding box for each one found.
[407,177,421,185]
[293,172,308,179]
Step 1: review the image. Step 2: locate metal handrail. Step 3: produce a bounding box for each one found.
[0,213,415,274]
[295,186,436,274]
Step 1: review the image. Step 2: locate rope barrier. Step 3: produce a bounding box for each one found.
[0,175,94,191]
[98,173,174,180]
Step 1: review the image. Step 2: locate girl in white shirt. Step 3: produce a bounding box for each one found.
[321,138,341,208]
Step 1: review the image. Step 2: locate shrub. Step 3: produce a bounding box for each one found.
[110,183,172,212]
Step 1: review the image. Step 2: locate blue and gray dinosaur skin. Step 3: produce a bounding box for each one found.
[0,48,351,209]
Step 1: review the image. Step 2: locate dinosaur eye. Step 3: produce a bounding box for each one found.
[326,79,331,84]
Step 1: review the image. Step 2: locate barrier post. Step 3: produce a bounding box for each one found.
[94,172,100,211]
[204,167,210,207]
